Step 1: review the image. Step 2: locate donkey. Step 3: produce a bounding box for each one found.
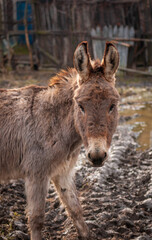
[0,41,119,239]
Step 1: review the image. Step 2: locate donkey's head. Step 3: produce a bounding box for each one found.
[73,41,119,167]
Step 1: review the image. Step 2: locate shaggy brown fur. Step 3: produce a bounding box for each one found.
[0,41,119,240]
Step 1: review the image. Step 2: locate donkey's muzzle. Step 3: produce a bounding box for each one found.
[87,151,107,167]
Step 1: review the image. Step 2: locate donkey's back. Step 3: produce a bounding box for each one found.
[0,85,47,181]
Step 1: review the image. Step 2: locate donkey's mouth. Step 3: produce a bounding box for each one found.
[88,157,108,167]
[91,160,106,167]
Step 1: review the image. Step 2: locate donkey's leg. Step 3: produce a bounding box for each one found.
[52,174,89,239]
[25,177,48,240]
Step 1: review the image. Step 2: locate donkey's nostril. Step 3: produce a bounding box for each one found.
[88,152,91,160]
[104,152,107,159]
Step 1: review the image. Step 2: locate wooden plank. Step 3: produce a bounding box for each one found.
[129,27,135,46]
[91,27,103,60]
[117,25,124,68]
[123,26,129,67]
[91,36,152,43]
[1,28,152,44]
[63,37,69,66]
[112,0,140,3]
[24,0,34,70]
[0,30,89,36]
[45,1,51,30]
[73,0,141,4]
[119,67,152,76]
[113,41,130,47]
[38,46,59,65]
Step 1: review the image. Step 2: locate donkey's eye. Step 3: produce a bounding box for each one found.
[78,104,85,113]
[109,104,115,113]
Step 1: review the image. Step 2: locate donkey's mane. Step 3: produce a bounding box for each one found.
[49,68,77,88]
[49,60,104,89]
[91,59,104,73]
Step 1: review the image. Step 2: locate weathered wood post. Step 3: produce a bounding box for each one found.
[24,0,34,70]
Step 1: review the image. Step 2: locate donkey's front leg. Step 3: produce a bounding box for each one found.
[25,177,48,240]
[52,174,89,239]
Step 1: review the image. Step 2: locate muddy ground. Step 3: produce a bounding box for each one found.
[0,71,152,240]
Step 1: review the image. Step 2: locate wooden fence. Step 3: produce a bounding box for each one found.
[1,0,152,70]
[91,25,135,68]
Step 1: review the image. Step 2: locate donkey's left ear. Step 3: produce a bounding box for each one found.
[73,41,92,84]
[102,42,119,82]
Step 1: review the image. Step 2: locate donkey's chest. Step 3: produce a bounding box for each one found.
[44,117,81,159]
[44,131,81,176]
[47,132,81,160]
[53,146,81,176]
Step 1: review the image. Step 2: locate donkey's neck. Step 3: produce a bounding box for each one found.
[44,69,82,157]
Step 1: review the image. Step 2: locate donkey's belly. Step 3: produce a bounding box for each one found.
[0,146,23,182]
[0,163,22,183]
[0,168,22,182]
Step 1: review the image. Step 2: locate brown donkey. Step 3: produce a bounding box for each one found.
[0,41,119,239]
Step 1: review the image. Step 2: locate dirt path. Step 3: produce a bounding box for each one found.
[0,124,152,240]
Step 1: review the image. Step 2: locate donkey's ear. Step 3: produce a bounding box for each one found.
[102,42,119,82]
[73,41,92,84]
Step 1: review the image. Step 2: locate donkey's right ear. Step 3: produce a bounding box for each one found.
[101,42,119,83]
[73,41,92,84]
